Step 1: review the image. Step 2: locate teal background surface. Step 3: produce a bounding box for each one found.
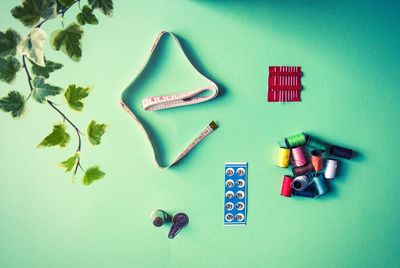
[1,0,400,267]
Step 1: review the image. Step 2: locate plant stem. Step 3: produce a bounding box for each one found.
[22,55,34,101]
[22,55,84,175]
[35,0,80,28]
[47,100,82,152]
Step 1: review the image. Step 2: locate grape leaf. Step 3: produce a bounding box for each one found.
[87,120,107,145]
[59,152,80,172]
[18,28,47,67]
[0,57,21,84]
[88,0,113,16]
[77,5,99,25]
[32,77,63,103]
[0,29,21,57]
[50,23,83,62]
[38,123,70,147]
[11,0,58,28]
[30,59,63,78]
[82,166,105,185]
[64,84,90,111]
[0,90,26,118]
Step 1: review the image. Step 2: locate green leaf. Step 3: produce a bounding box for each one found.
[32,77,63,103]
[76,5,99,25]
[0,56,21,84]
[50,23,83,62]
[82,166,105,185]
[30,59,63,78]
[58,0,75,7]
[11,0,58,28]
[0,29,21,57]
[18,28,47,67]
[38,123,70,147]
[0,90,26,118]
[87,120,107,145]
[64,84,90,111]
[59,152,79,172]
[88,0,113,16]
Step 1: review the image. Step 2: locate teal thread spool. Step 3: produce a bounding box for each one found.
[313,173,328,196]
[307,135,330,152]
[285,133,307,148]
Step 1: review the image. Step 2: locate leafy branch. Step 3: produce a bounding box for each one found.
[0,0,113,185]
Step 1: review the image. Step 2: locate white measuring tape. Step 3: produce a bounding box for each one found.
[120,31,219,169]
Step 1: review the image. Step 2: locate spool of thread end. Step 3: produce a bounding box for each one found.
[151,209,170,227]
[311,149,323,171]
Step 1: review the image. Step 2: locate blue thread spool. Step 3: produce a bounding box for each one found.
[313,173,328,196]
[293,188,315,198]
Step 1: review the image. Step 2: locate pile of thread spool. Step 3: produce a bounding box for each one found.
[277,133,353,198]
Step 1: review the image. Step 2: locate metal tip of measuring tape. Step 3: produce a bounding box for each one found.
[209,121,218,130]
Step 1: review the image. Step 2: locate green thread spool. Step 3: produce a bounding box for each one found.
[285,133,306,148]
[307,135,329,152]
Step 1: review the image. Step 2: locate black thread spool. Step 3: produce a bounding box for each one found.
[292,162,314,177]
[329,145,353,159]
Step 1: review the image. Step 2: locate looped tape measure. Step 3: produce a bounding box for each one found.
[120,31,219,169]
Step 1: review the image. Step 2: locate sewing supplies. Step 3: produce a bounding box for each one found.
[285,132,307,148]
[168,213,189,239]
[329,145,353,159]
[151,209,171,227]
[224,162,248,226]
[312,173,328,196]
[291,146,307,167]
[324,158,338,179]
[277,147,291,168]
[292,162,314,176]
[307,135,330,152]
[292,175,311,191]
[268,66,303,102]
[311,150,323,171]
[275,132,355,198]
[281,175,294,197]
[120,31,220,169]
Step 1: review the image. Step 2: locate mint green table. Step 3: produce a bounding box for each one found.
[1,0,399,267]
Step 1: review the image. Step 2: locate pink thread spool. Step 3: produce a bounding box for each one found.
[291,146,306,167]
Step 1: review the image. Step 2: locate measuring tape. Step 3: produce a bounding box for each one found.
[120,31,219,169]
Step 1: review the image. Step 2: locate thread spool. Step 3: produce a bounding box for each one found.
[329,145,353,159]
[306,135,329,152]
[151,209,171,227]
[277,147,290,168]
[293,188,315,198]
[324,158,338,179]
[313,173,328,196]
[291,146,306,167]
[292,175,311,191]
[311,149,323,171]
[285,133,306,148]
[292,162,314,176]
[281,175,293,197]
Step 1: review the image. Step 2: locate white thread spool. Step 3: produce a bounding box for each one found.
[324,159,338,179]
[292,175,311,191]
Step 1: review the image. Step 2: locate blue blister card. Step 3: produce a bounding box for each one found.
[224,162,248,226]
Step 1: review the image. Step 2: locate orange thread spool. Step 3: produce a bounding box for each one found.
[311,150,323,171]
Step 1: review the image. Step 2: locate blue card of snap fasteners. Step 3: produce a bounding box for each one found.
[224,162,248,226]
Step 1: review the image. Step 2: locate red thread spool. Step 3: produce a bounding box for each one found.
[311,149,323,171]
[291,146,306,167]
[281,175,293,197]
